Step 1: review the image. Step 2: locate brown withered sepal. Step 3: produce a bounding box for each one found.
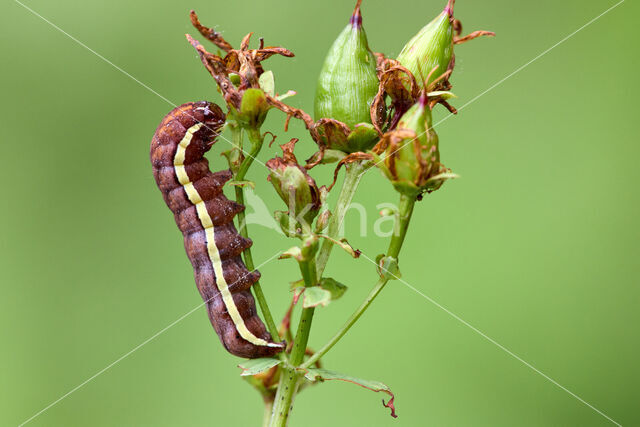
[266,138,322,211]
[187,11,294,112]
[371,55,456,132]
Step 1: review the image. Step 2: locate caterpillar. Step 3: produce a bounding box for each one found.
[150,101,284,358]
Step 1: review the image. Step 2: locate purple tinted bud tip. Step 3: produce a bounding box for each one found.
[418,91,429,108]
[350,0,363,29]
[444,0,455,17]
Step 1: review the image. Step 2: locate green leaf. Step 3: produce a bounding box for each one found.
[238,358,281,376]
[427,90,456,100]
[303,368,397,418]
[276,90,296,101]
[225,180,256,189]
[301,286,331,308]
[319,277,347,301]
[318,235,360,258]
[221,147,242,174]
[279,246,303,261]
[289,278,304,291]
[375,255,401,280]
[298,278,347,308]
[258,70,275,97]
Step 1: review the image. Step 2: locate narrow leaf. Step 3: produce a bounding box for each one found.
[427,90,456,100]
[289,279,304,291]
[276,90,297,101]
[226,180,256,189]
[303,368,397,418]
[318,235,361,258]
[279,246,303,261]
[238,358,281,376]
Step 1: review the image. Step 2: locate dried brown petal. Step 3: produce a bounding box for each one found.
[190,10,233,52]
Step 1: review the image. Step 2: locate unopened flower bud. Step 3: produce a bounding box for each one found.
[314,0,379,152]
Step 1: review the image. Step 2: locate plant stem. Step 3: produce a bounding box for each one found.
[269,256,318,427]
[315,160,368,277]
[231,125,282,347]
[262,399,274,427]
[387,193,415,258]
[301,193,416,369]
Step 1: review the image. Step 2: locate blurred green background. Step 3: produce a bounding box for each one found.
[1,0,638,425]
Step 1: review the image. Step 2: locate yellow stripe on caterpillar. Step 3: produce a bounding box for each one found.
[173,123,273,348]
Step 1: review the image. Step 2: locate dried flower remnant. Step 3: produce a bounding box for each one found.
[187,11,295,129]
[371,0,494,131]
[267,139,322,235]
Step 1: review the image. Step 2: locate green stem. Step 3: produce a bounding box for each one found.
[231,125,282,348]
[262,399,274,427]
[315,160,368,277]
[301,193,416,369]
[269,256,318,427]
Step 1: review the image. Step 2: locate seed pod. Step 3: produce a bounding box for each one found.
[396,2,454,89]
[396,0,494,90]
[374,93,454,196]
[314,0,379,152]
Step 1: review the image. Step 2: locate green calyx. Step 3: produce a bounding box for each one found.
[314,0,379,152]
[396,2,453,88]
[228,88,271,130]
[375,93,455,196]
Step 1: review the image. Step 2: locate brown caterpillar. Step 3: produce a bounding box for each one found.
[150,101,284,358]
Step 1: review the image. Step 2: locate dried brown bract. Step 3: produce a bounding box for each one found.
[187,11,294,111]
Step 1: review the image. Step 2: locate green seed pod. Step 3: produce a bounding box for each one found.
[376,93,453,196]
[314,0,379,152]
[396,1,454,88]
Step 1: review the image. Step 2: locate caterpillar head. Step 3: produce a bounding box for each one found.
[194,101,225,145]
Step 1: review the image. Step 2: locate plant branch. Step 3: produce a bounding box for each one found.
[231,125,283,349]
[301,193,416,368]
[269,256,318,426]
[315,160,368,277]
[262,398,274,427]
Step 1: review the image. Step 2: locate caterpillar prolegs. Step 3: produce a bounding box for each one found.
[150,101,284,358]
